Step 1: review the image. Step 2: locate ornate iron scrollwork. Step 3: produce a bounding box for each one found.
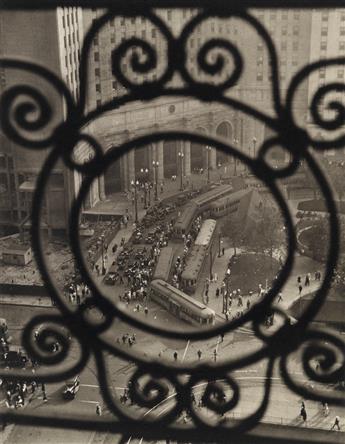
[0,3,344,443]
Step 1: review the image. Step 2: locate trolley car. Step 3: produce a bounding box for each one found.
[192,184,233,214]
[209,189,249,218]
[153,247,174,282]
[181,219,217,293]
[173,203,198,238]
[150,279,215,325]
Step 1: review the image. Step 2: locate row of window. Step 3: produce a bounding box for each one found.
[257,41,299,51]
[320,41,345,50]
[65,50,79,68]
[63,29,79,48]
[258,11,300,21]
[321,26,345,36]
[319,68,345,79]
[61,8,78,29]
[321,11,345,21]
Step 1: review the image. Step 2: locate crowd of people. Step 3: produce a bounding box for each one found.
[171,215,203,290]
[115,220,175,305]
[1,379,47,410]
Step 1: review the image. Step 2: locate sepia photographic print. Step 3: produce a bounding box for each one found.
[0,1,344,443]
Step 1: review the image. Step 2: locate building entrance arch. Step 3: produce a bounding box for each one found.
[163,140,178,178]
[216,121,233,165]
[190,127,207,172]
[104,158,122,194]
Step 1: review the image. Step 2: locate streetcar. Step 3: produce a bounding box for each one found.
[150,279,215,325]
[173,202,198,238]
[209,189,249,218]
[194,219,217,246]
[152,246,174,282]
[180,245,208,293]
[181,219,217,293]
[191,184,233,214]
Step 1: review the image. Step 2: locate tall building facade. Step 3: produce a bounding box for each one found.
[0,8,84,235]
[307,8,345,153]
[76,8,312,199]
[0,8,315,230]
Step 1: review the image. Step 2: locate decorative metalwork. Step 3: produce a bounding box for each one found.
[0,2,344,443]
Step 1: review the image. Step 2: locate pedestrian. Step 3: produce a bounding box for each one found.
[298,284,303,295]
[222,247,225,256]
[197,349,202,360]
[305,274,310,286]
[300,405,307,422]
[213,349,217,362]
[331,415,341,431]
[144,306,148,316]
[323,402,329,417]
[173,351,178,361]
[297,276,301,285]
[96,403,102,416]
[246,299,250,310]
[277,292,283,303]
[216,288,220,298]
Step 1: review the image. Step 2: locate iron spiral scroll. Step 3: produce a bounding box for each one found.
[0,3,345,442]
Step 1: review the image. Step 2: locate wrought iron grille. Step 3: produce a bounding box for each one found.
[0,1,344,443]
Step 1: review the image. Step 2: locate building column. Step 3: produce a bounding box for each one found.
[121,153,128,191]
[157,141,164,182]
[98,175,106,201]
[207,113,217,170]
[184,140,191,176]
[148,144,153,180]
[128,149,135,187]
[210,148,217,169]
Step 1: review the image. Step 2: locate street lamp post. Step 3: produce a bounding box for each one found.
[252,136,257,158]
[233,138,239,176]
[206,146,211,184]
[152,160,159,201]
[131,179,139,223]
[218,162,222,182]
[147,183,152,207]
[140,168,149,209]
[178,151,184,191]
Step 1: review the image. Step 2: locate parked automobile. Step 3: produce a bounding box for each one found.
[62,376,80,400]
[104,272,118,286]
[0,346,28,369]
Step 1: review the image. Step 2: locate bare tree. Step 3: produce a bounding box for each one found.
[221,214,243,256]
[243,203,285,258]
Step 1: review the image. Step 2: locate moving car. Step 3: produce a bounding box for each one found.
[62,376,80,400]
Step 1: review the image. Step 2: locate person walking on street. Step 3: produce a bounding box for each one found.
[173,351,178,361]
[197,349,202,360]
[300,402,307,423]
[298,284,303,295]
[305,274,310,286]
[213,349,217,362]
[331,415,341,431]
[323,402,329,417]
[96,403,102,416]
